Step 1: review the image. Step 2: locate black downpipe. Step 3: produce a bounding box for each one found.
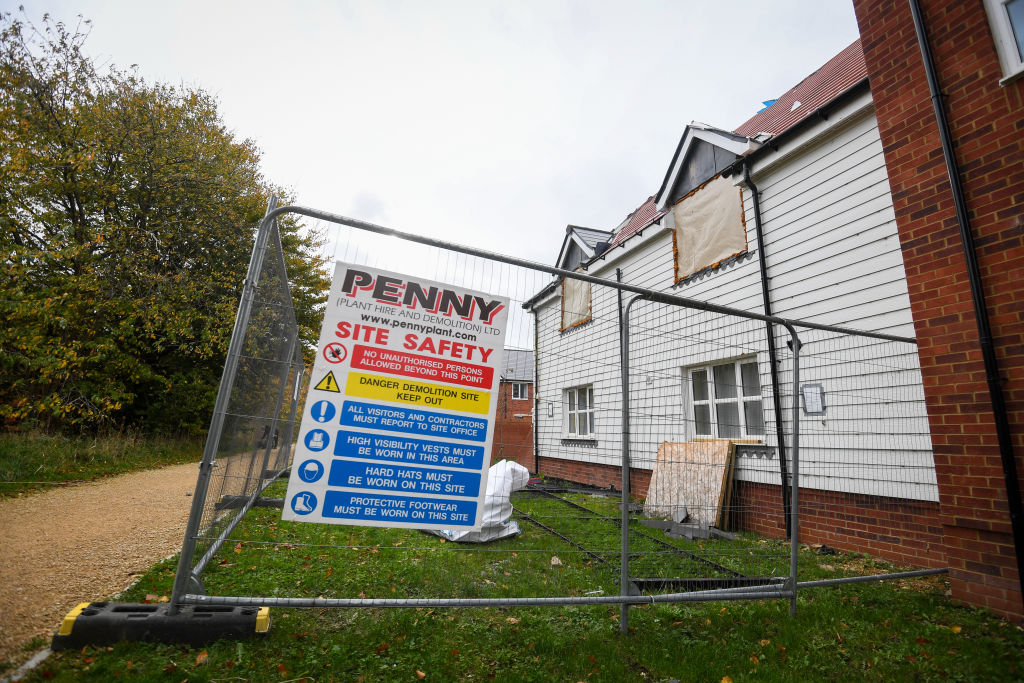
[615,268,631,497]
[533,307,540,475]
[908,0,1024,597]
[743,162,792,538]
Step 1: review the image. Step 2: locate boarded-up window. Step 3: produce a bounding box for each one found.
[561,276,592,331]
[671,173,747,282]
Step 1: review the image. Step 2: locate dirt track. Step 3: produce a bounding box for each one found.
[0,462,199,670]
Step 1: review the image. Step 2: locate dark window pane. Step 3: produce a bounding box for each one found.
[568,391,575,411]
[740,362,761,397]
[692,370,709,401]
[744,400,765,435]
[713,364,737,399]
[695,404,712,434]
[716,402,740,438]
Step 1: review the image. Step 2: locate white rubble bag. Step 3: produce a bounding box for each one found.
[425,460,530,543]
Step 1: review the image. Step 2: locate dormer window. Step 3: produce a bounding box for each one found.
[670,174,748,283]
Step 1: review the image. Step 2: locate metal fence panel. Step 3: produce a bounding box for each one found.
[170,203,944,624]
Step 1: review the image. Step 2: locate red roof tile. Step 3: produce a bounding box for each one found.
[609,195,665,247]
[734,40,866,137]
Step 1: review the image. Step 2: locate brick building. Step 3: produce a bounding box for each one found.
[492,349,535,470]
[852,0,1024,618]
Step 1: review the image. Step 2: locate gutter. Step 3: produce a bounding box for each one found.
[908,0,1024,597]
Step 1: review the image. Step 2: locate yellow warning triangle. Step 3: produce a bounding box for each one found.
[314,370,340,393]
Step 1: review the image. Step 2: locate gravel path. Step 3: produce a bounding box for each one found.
[0,462,200,669]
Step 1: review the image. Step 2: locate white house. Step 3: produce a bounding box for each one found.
[524,41,940,556]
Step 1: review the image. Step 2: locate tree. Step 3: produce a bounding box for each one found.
[0,12,329,434]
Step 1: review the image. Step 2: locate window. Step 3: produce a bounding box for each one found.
[984,0,1024,83]
[511,382,529,400]
[561,276,592,331]
[565,385,595,438]
[689,359,765,439]
[671,173,747,283]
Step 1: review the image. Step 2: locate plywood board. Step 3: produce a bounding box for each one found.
[644,440,735,527]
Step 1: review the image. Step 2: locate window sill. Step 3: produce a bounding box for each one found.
[561,437,598,447]
[999,65,1024,86]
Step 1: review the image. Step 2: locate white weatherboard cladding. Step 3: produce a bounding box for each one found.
[533,97,937,503]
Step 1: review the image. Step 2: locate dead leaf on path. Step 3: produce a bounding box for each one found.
[951,625,962,634]
[507,617,520,624]
[759,639,770,647]
[416,670,426,679]
[551,556,562,566]
[195,650,208,666]
[721,677,734,683]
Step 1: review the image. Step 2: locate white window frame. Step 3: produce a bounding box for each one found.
[687,358,765,440]
[511,382,530,400]
[564,385,595,438]
[984,0,1024,84]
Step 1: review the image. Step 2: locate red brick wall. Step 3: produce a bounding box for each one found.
[734,482,946,569]
[536,455,652,494]
[493,382,534,470]
[853,0,1024,618]
[536,458,944,567]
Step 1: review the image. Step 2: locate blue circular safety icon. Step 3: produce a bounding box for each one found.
[310,400,336,423]
[304,429,330,452]
[297,459,325,483]
[290,491,318,515]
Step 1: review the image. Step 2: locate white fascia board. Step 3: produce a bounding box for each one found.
[656,125,759,212]
[745,89,875,180]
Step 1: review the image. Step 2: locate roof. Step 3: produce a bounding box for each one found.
[569,226,613,250]
[555,225,613,269]
[533,41,869,283]
[734,39,867,137]
[501,349,534,382]
[609,196,665,247]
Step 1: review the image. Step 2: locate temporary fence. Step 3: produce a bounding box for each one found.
[168,202,946,633]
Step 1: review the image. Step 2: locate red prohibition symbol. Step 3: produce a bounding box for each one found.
[322,342,348,364]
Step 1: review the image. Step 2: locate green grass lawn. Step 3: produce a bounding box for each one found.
[0,431,201,497]
[13,484,1024,682]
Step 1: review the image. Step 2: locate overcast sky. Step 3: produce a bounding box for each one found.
[19,0,860,267]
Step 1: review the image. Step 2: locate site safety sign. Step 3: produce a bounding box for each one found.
[282,262,509,530]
